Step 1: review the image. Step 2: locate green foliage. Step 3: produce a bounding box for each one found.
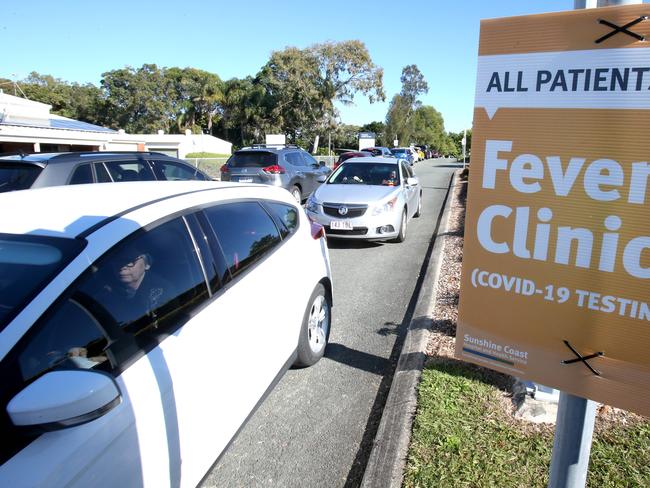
[400,64,429,105]
[404,359,650,488]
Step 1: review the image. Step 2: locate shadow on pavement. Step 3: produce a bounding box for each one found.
[327,239,383,250]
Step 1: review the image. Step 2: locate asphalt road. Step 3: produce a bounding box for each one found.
[200,159,460,488]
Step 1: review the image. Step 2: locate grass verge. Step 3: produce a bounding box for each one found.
[403,170,650,488]
[404,357,650,487]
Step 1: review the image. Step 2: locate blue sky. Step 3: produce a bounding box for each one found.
[1,0,576,133]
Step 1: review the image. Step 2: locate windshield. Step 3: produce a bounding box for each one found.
[0,163,42,193]
[328,162,400,186]
[0,234,86,331]
[227,151,278,168]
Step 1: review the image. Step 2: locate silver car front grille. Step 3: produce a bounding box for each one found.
[322,203,368,219]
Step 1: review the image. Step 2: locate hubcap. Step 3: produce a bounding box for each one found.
[307,295,329,353]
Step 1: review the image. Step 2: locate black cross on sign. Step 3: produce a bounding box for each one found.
[595,16,648,44]
[561,340,604,376]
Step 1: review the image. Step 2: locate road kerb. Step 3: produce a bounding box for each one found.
[360,169,458,488]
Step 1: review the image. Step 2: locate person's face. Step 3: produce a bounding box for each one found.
[115,254,147,288]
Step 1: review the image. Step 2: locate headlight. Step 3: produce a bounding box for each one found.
[306,196,321,213]
[372,196,398,216]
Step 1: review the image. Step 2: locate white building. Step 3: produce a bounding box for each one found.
[0,92,232,157]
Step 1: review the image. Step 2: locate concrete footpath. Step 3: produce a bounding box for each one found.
[360,170,458,488]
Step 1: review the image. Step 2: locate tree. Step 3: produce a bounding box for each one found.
[400,64,428,106]
[256,40,384,142]
[100,64,176,133]
[384,94,412,147]
[411,105,446,149]
[384,65,430,146]
[215,76,269,147]
[167,67,224,133]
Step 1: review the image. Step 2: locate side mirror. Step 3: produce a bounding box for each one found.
[317,175,328,183]
[8,370,121,430]
[406,177,418,186]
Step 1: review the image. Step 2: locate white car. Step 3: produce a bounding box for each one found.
[306,157,422,242]
[0,181,332,487]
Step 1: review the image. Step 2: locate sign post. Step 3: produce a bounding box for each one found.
[461,129,467,168]
[457,3,650,486]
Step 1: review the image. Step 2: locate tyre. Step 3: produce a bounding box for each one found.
[414,193,422,218]
[290,185,302,203]
[294,283,331,367]
[392,209,407,243]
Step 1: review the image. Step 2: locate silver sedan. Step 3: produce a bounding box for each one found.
[305,157,422,242]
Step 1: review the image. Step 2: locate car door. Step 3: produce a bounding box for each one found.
[401,162,418,217]
[0,216,213,487]
[299,152,322,194]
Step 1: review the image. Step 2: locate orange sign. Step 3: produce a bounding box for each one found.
[457,4,650,417]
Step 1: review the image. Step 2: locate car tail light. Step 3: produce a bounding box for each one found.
[262,164,286,174]
[310,221,325,240]
[220,164,229,174]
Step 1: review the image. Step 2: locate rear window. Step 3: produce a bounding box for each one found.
[0,163,42,192]
[0,234,85,331]
[228,151,278,168]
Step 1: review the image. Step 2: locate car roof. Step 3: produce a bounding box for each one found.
[0,181,276,238]
[343,156,400,165]
[0,151,180,165]
[236,145,304,153]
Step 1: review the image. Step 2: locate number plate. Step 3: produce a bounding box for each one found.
[330,220,353,230]
[238,177,253,183]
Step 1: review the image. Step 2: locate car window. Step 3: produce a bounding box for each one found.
[228,151,277,168]
[104,160,156,182]
[400,163,409,180]
[202,202,281,279]
[285,152,304,166]
[75,218,208,348]
[0,163,42,193]
[152,160,206,181]
[69,164,93,185]
[0,234,86,332]
[328,162,398,186]
[94,162,112,182]
[300,152,318,167]
[264,202,299,238]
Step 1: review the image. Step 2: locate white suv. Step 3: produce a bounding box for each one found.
[0,181,332,487]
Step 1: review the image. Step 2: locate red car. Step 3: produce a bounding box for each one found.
[333,151,372,170]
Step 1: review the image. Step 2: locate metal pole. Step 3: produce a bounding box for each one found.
[548,392,597,487]
[548,2,641,487]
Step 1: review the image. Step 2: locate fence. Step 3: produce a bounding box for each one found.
[184,158,228,181]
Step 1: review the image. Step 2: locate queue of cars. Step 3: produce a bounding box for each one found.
[0,141,428,485]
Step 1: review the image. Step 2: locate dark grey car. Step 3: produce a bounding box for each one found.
[0,151,211,193]
[219,145,331,202]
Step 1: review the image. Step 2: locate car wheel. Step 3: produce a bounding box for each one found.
[392,209,407,243]
[414,193,422,218]
[291,186,302,203]
[294,283,331,367]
